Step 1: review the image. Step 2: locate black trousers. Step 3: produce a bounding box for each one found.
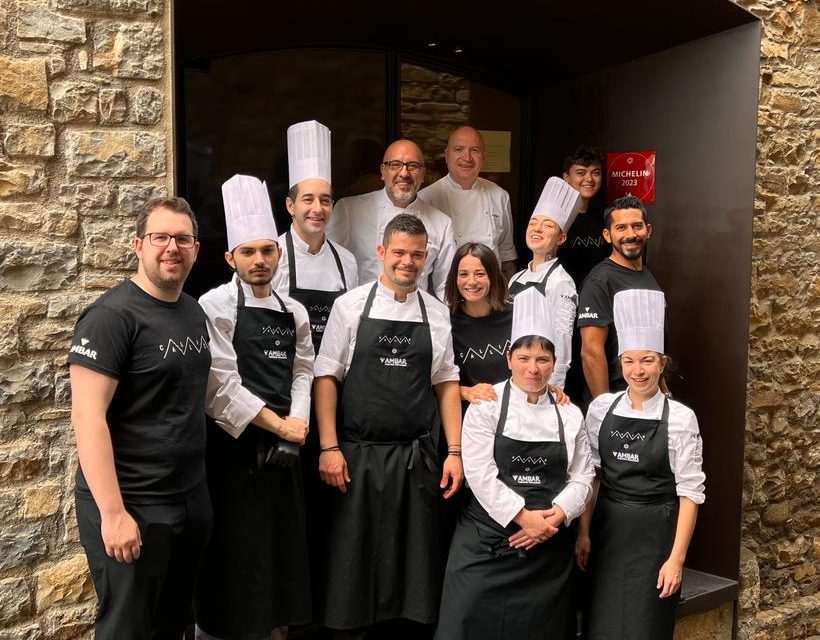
[76,484,213,640]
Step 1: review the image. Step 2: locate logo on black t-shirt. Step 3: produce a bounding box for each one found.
[578,306,599,319]
[159,335,209,359]
[69,337,98,360]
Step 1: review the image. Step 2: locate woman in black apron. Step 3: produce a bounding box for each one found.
[578,289,705,640]
[435,298,594,640]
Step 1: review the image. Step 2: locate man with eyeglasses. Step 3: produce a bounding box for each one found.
[68,197,213,639]
[327,139,456,300]
[419,125,518,279]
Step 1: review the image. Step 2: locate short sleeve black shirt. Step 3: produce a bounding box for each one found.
[68,279,211,503]
[558,206,609,287]
[577,260,663,391]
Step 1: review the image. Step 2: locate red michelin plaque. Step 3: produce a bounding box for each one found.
[605,150,656,203]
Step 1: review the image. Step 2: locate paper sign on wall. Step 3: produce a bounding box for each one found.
[480,130,511,173]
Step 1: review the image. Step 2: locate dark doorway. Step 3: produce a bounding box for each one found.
[174,0,760,621]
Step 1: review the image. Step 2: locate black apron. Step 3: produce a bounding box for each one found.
[435,381,576,640]
[323,284,444,630]
[507,260,560,298]
[196,281,312,638]
[285,230,347,354]
[584,394,679,640]
[285,230,348,630]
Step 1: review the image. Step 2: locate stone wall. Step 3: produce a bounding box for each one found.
[400,62,470,182]
[0,0,172,636]
[734,1,820,639]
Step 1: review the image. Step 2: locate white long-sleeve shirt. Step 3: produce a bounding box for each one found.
[508,259,577,387]
[418,174,517,264]
[327,188,456,301]
[199,275,314,437]
[314,279,460,385]
[463,380,594,527]
[585,390,706,504]
[271,228,359,294]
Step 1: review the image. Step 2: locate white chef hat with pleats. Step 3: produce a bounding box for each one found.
[613,289,666,355]
[222,174,278,251]
[530,177,581,232]
[287,120,332,188]
[511,286,556,345]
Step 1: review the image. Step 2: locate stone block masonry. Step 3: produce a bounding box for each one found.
[0,0,173,636]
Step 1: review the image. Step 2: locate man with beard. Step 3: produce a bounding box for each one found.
[419,125,518,279]
[195,175,314,640]
[327,139,456,300]
[577,196,665,400]
[315,213,463,639]
[68,197,213,639]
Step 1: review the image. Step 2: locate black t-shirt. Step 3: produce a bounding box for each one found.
[68,279,212,503]
[451,304,513,390]
[559,207,609,288]
[577,259,664,391]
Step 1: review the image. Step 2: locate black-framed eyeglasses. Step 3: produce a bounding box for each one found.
[142,233,197,248]
[382,160,424,173]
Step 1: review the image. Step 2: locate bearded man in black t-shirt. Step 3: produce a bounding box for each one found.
[576,196,666,404]
[68,197,213,640]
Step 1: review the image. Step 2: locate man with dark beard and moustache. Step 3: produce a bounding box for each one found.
[327,139,456,300]
[576,196,666,401]
[195,175,314,640]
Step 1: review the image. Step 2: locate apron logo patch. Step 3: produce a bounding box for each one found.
[264,349,288,360]
[578,307,599,319]
[159,336,209,359]
[261,326,295,336]
[311,323,326,334]
[610,430,646,441]
[308,304,333,313]
[378,335,412,345]
[511,455,547,465]
[611,450,640,463]
[512,473,543,485]
[379,356,407,367]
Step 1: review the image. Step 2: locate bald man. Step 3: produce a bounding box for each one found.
[419,125,518,279]
[327,139,456,300]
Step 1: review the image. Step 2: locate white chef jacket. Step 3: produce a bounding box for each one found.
[585,390,706,504]
[463,380,593,527]
[508,259,577,387]
[199,275,315,437]
[419,174,517,264]
[271,228,359,294]
[327,188,456,301]
[314,279,460,385]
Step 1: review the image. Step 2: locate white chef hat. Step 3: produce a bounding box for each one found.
[511,286,556,346]
[287,120,332,188]
[222,174,278,251]
[530,177,581,232]
[613,289,666,355]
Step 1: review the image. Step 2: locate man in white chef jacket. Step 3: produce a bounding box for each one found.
[195,174,315,640]
[419,125,518,279]
[314,212,463,638]
[272,120,359,352]
[327,138,456,300]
